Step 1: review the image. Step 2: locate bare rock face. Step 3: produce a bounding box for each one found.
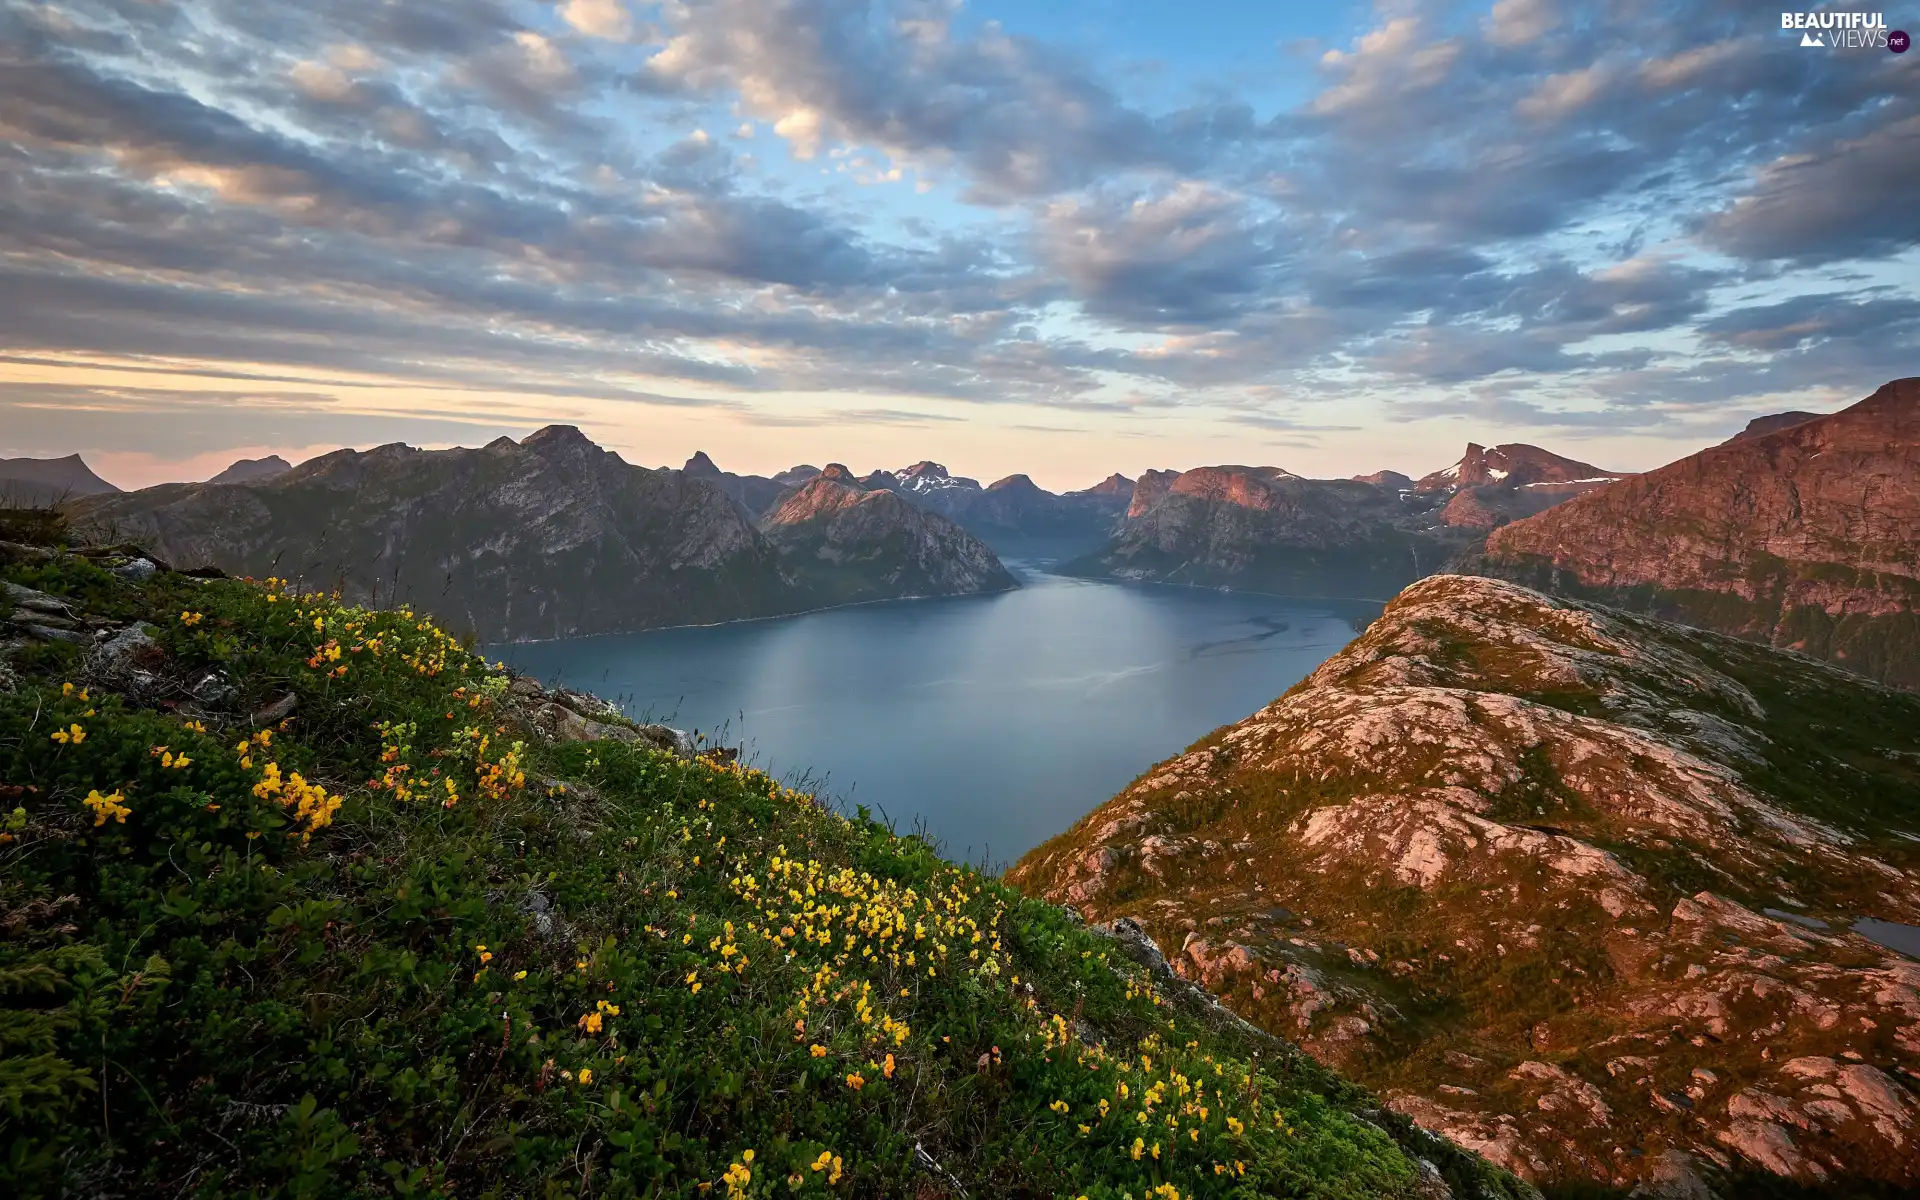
[69,427,800,642]
[1010,574,1920,1193]
[1409,443,1628,532]
[1478,377,1920,687]
[1067,464,1465,595]
[1414,443,1620,495]
[757,470,1015,604]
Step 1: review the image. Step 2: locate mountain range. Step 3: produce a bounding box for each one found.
[64,428,1013,641]
[757,466,1015,603]
[1475,378,1920,688]
[20,380,1920,684]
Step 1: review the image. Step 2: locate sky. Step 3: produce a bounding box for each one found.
[2,0,1917,490]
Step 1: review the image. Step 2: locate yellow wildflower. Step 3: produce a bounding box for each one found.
[82,789,130,826]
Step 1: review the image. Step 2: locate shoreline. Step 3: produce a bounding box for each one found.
[486,563,1398,651]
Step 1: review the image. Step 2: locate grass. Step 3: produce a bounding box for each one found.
[0,526,1504,1198]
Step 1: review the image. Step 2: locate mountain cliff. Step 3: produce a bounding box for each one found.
[67,427,799,641]
[0,454,120,506]
[1066,465,1460,596]
[1010,573,1920,1195]
[758,467,1016,604]
[1475,378,1920,687]
[1410,444,1627,532]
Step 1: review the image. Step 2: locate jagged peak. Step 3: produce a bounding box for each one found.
[521,425,601,452]
[819,463,862,483]
[683,451,722,476]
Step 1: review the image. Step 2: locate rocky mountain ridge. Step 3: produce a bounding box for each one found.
[1410,444,1628,533]
[206,455,292,485]
[65,429,1015,641]
[1010,573,1920,1195]
[756,466,1016,603]
[1066,464,1467,597]
[1475,378,1920,688]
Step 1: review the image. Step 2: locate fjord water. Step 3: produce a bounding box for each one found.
[493,557,1380,867]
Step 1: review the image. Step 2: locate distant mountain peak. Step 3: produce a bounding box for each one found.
[0,453,121,499]
[683,451,723,476]
[522,425,599,451]
[772,464,822,487]
[894,461,981,493]
[819,463,861,483]
[1084,473,1134,495]
[986,473,1042,493]
[207,455,292,486]
[1353,470,1413,490]
[1415,442,1617,493]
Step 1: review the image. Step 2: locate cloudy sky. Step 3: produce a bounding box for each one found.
[2,0,1916,489]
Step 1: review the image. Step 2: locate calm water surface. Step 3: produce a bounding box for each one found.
[492,559,1380,868]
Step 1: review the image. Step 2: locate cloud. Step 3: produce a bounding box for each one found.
[1036,181,1290,326]
[630,0,1259,200]
[560,0,635,41]
[0,0,1913,468]
[1699,112,1920,264]
[1698,293,1920,352]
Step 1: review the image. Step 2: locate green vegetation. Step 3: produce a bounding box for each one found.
[1,529,1473,1197]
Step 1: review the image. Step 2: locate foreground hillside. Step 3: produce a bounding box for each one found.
[1476,378,1920,688]
[0,528,1527,1198]
[1012,575,1920,1196]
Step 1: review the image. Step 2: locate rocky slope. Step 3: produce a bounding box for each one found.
[65,427,802,641]
[0,454,120,506]
[205,455,291,485]
[757,467,1016,604]
[1067,465,1465,596]
[1476,378,1920,688]
[1413,444,1618,495]
[1410,444,1628,533]
[1725,412,1824,445]
[1010,573,1920,1195]
[681,450,809,516]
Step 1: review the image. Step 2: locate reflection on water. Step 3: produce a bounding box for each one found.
[491,560,1379,869]
[1854,917,1920,959]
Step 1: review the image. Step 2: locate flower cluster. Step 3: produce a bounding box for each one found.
[82,788,130,826]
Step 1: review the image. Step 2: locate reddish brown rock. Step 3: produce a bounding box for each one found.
[1480,377,1920,686]
[1010,573,1920,1193]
